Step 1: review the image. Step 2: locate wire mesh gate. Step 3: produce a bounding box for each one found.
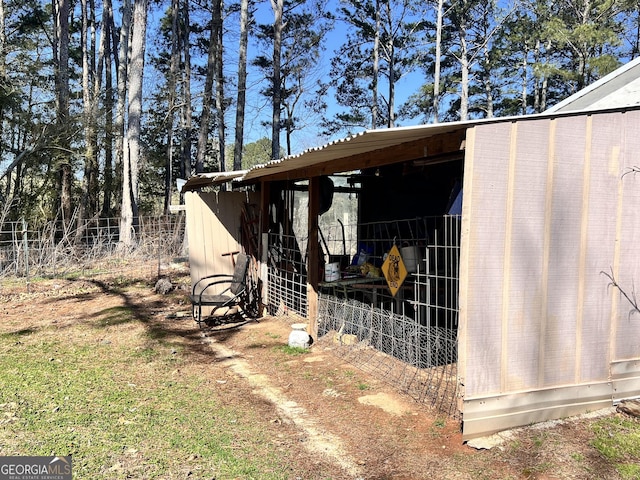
[266,232,309,317]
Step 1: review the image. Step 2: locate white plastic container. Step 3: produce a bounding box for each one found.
[288,323,311,348]
[324,262,340,282]
[401,246,423,273]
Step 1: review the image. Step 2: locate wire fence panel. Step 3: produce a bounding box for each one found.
[266,232,308,317]
[264,212,461,416]
[317,295,459,418]
[0,215,187,280]
[314,214,461,418]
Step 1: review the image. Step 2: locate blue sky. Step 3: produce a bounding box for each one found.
[144,0,429,157]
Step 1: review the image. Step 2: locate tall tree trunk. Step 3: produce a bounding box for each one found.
[521,52,527,115]
[54,0,72,229]
[115,0,132,209]
[77,0,98,239]
[180,0,192,181]
[213,0,225,174]
[195,11,217,173]
[482,43,493,118]
[101,0,115,216]
[533,39,541,112]
[372,0,380,129]
[459,28,469,121]
[270,0,283,159]
[576,0,591,89]
[164,0,179,214]
[119,0,147,249]
[0,0,6,164]
[633,6,640,58]
[433,0,443,123]
[233,0,250,171]
[385,2,395,128]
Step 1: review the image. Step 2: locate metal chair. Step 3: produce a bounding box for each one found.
[190,252,252,326]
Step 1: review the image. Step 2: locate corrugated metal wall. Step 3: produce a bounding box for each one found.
[459,110,640,439]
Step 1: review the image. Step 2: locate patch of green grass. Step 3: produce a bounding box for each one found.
[570,452,584,462]
[433,418,446,428]
[617,462,640,479]
[264,332,281,340]
[591,415,640,478]
[61,267,111,279]
[532,433,547,448]
[0,332,294,479]
[131,346,158,361]
[356,382,369,391]
[272,345,309,355]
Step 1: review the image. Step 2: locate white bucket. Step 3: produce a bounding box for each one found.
[324,262,340,282]
[401,246,422,273]
[288,323,311,348]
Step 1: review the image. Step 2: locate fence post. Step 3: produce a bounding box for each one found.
[22,218,30,292]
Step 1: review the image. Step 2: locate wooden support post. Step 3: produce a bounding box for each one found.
[307,176,320,339]
[258,181,271,314]
[259,180,270,254]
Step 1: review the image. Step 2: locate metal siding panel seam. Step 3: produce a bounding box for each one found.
[501,123,518,392]
[539,119,556,387]
[610,136,623,366]
[576,116,593,383]
[458,126,476,414]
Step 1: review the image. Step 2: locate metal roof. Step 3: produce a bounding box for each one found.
[181,121,480,191]
[181,169,248,192]
[546,56,640,113]
[239,120,475,183]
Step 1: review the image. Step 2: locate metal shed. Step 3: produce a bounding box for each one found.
[183,90,640,441]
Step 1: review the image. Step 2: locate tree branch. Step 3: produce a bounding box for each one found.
[602,268,640,316]
[0,126,49,183]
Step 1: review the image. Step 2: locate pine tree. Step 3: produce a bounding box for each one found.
[323,0,423,135]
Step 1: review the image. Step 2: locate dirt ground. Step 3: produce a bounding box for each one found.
[0,263,635,479]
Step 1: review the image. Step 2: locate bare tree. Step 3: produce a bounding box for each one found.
[96,0,116,216]
[270,0,284,160]
[214,0,225,174]
[77,0,99,239]
[115,0,132,206]
[164,0,180,213]
[233,0,251,171]
[180,0,193,181]
[433,0,444,123]
[119,0,148,249]
[53,0,72,228]
[195,1,223,173]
